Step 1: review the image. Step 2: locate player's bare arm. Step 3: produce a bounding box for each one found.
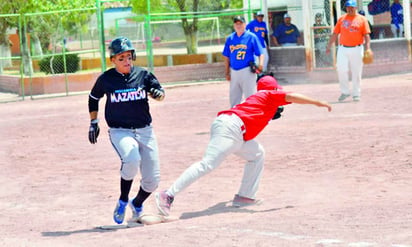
[364,34,371,50]
[258,54,264,71]
[90,111,98,120]
[224,56,230,81]
[326,33,338,54]
[271,36,280,47]
[285,93,332,112]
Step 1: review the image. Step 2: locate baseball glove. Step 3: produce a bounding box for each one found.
[272,106,284,120]
[256,71,274,82]
[363,49,374,64]
[249,62,262,74]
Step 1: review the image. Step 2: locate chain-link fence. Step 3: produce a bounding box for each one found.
[0,0,412,102]
[97,0,254,82]
[0,8,101,101]
[0,13,23,102]
[24,8,101,100]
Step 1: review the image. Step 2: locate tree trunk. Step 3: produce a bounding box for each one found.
[181,18,199,54]
[31,33,43,57]
[20,25,33,76]
[0,27,12,74]
[185,31,198,54]
[0,44,13,74]
[177,0,199,54]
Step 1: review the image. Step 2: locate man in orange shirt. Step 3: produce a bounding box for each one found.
[326,0,372,102]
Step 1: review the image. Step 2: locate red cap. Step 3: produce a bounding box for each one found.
[257,75,282,91]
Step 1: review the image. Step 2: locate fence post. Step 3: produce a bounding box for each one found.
[302,0,313,72]
[96,0,106,72]
[403,0,411,62]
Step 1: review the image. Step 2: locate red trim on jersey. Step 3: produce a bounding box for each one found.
[218,91,291,141]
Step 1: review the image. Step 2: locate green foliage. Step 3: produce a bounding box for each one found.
[130,0,165,14]
[0,0,95,50]
[130,0,239,15]
[38,53,80,74]
[229,0,243,9]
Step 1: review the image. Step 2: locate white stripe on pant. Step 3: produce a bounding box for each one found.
[167,114,265,199]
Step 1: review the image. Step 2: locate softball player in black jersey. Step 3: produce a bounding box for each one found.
[88,37,165,224]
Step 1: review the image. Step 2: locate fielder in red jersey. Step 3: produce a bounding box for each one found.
[155,75,332,216]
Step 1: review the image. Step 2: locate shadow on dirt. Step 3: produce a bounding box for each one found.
[41,202,294,236]
[42,227,119,236]
[180,201,294,220]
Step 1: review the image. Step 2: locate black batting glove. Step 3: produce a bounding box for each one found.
[88,119,100,144]
[150,88,164,99]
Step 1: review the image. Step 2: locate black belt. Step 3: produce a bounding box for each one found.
[111,124,150,129]
[342,44,362,48]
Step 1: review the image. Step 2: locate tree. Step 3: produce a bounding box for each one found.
[0,0,94,75]
[0,3,18,74]
[130,0,242,54]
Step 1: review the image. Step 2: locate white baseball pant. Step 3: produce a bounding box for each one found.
[230,67,257,107]
[167,114,265,199]
[336,45,364,97]
[109,126,160,193]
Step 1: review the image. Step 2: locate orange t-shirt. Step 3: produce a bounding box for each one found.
[333,14,370,46]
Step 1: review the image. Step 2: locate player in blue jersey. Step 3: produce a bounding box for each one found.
[246,11,269,72]
[88,36,165,225]
[390,0,403,38]
[223,15,264,107]
[272,13,302,47]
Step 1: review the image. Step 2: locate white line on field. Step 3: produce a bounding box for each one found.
[184,226,412,247]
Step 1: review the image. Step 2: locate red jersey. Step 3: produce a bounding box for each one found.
[218,90,291,141]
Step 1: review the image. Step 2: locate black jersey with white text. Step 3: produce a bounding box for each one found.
[90,66,162,128]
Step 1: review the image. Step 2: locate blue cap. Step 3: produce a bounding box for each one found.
[345,0,357,7]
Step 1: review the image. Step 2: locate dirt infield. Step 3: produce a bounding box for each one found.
[0,73,411,247]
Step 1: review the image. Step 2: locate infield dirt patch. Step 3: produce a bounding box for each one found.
[0,73,411,246]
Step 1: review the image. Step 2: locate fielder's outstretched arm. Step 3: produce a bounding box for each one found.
[285,93,332,112]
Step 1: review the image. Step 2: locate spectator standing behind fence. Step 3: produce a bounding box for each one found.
[326,0,371,102]
[222,16,264,107]
[272,13,302,47]
[390,0,403,38]
[313,13,332,67]
[246,11,269,72]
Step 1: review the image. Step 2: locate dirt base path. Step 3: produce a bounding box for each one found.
[0,73,411,247]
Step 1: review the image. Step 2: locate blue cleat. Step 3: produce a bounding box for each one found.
[128,200,143,223]
[113,200,128,224]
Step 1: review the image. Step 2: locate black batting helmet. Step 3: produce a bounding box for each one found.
[108,36,136,60]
